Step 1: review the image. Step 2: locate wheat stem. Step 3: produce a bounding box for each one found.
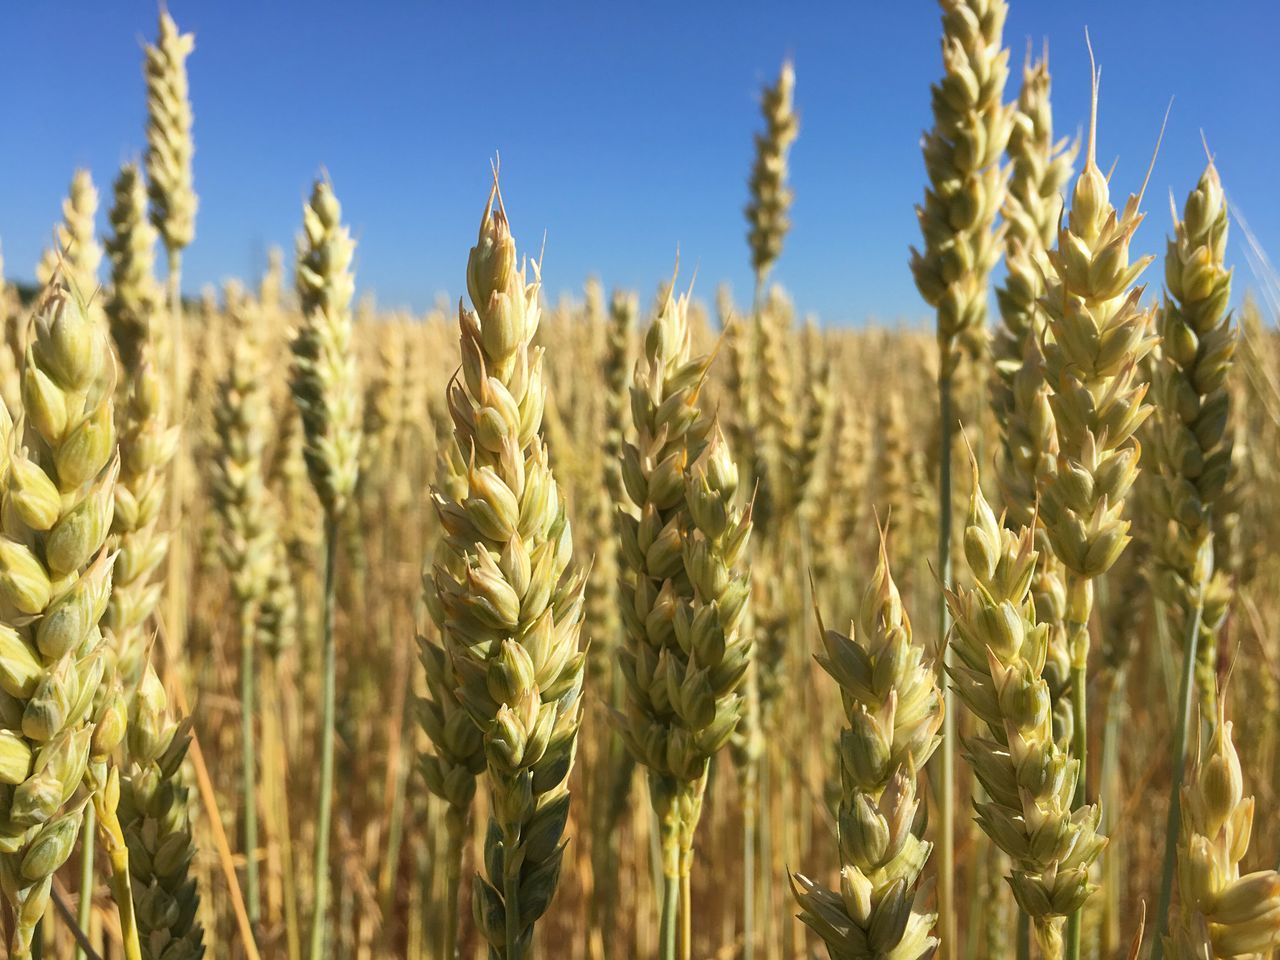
[75,807,95,960]
[1150,591,1204,959]
[308,518,339,960]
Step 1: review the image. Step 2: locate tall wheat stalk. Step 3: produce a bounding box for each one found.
[1038,62,1156,959]
[1150,161,1237,954]
[290,179,361,959]
[909,3,1012,951]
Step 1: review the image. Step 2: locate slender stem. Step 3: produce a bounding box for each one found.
[241,602,260,928]
[92,780,142,960]
[104,843,142,960]
[1101,668,1127,956]
[443,811,464,960]
[658,868,679,960]
[264,660,301,960]
[938,370,956,959]
[758,744,773,956]
[1151,592,1205,960]
[76,804,96,960]
[1016,912,1030,960]
[1062,570,1098,960]
[743,270,764,960]
[742,776,756,960]
[503,818,523,960]
[679,869,692,960]
[308,517,340,960]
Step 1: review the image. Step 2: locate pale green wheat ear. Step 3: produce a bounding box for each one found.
[429,178,586,960]
[0,276,120,958]
[120,664,205,960]
[1164,698,1280,958]
[1150,159,1236,716]
[105,162,163,377]
[745,58,798,285]
[948,460,1106,960]
[291,178,362,520]
[911,0,1014,374]
[145,10,197,253]
[36,170,103,309]
[791,533,942,960]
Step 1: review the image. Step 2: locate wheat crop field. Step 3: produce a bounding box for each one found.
[1,3,1279,959]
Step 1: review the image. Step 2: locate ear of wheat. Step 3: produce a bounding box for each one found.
[1164,701,1280,957]
[745,60,798,289]
[105,163,163,377]
[949,468,1106,958]
[430,183,586,959]
[120,664,205,960]
[144,12,197,255]
[791,540,943,959]
[0,279,123,957]
[1150,160,1236,715]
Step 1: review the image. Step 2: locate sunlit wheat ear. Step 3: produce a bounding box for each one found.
[1164,699,1280,958]
[291,178,362,520]
[145,10,197,255]
[791,538,942,959]
[119,665,206,960]
[428,180,585,959]
[910,0,1014,376]
[948,466,1107,959]
[1150,160,1236,715]
[0,278,120,957]
[105,162,163,377]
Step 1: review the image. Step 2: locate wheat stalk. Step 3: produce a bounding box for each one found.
[291,178,361,959]
[1037,64,1156,957]
[1150,160,1238,956]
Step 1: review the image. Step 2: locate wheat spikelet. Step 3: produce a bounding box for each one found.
[291,179,362,520]
[105,163,163,377]
[1164,702,1280,957]
[615,285,753,949]
[104,342,178,691]
[37,170,103,310]
[949,471,1106,958]
[1150,161,1236,715]
[745,60,798,285]
[430,182,586,958]
[993,50,1076,437]
[213,298,277,631]
[144,11,197,254]
[911,0,1013,374]
[120,665,205,960]
[791,541,943,959]
[0,280,120,956]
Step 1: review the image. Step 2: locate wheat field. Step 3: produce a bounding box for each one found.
[1,4,1279,960]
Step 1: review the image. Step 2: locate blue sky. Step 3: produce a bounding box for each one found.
[1,2,1277,324]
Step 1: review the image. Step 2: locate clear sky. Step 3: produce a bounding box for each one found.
[2,2,1277,324]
